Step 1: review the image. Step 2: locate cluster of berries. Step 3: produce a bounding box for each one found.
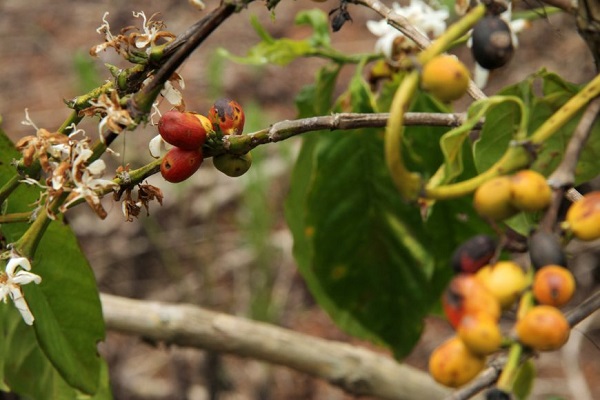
[429,232,575,390]
[474,170,553,221]
[475,169,600,243]
[158,99,251,182]
[427,168,597,393]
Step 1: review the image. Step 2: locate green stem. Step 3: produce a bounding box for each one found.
[310,48,381,64]
[64,158,163,210]
[496,342,523,392]
[530,72,600,144]
[69,81,114,110]
[425,142,531,199]
[57,110,83,134]
[12,206,53,258]
[385,71,423,201]
[0,175,21,206]
[497,269,535,392]
[113,158,162,187]
[0,212,33,224]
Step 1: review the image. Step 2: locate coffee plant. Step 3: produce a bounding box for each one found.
[1,0,599,399]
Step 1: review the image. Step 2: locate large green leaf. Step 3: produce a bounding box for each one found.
[303,72,433,356]
[0,128,107,396]
[512,359,536,400]
[474,70,600,183]
[287,67,495,357]
[285,64,370,333]
[0,305,111,399]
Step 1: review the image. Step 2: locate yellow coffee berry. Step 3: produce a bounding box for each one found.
[421,55,470,102]
[473,176,518,221]
[510,170,552,212]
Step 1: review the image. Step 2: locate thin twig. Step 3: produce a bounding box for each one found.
[128,2,238,118]
[548,96,600,188]
[566,289,600,327]
[445,359,504,400]
[221,111,477,155]
[259,111,473,142]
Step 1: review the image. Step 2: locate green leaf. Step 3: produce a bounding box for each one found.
[472,96,528,173]
[218,15,315,66]
[287,69,494,357]
[294,9,330,48]
[303,73,434,356]
[0,305,112,399]
[24,222,105,394]
[0,129,106,395]
[402,92,450,177]
[286,65,354,328]
[512,360,536,400]
[437,101,491,184]
[474,70,600,184]
[295,64,342,117]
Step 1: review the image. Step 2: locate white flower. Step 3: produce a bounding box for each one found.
[60,153,119,219]
[148,134,165,158]
[188,0,205,11]
[142,73,186,109]
[0,257,42,325]
[91,12,120,56]
[161,78,185,108]
[130,11,175,54]
[85,92,135,140]
[367,0,449,60]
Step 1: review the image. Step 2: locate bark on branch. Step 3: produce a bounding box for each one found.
[101,293,451,400]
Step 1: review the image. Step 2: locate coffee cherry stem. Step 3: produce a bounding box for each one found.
[425,145,531,200]
[496,341,524,394]
[496,271,535,394]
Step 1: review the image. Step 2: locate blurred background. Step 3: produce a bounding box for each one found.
[0,0,598,399]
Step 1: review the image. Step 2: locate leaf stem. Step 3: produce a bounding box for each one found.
[310,48,381,64]
[530,72,600,145]
[58,110,83,134]
[12,202,54,258]
[0,212,33,224]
